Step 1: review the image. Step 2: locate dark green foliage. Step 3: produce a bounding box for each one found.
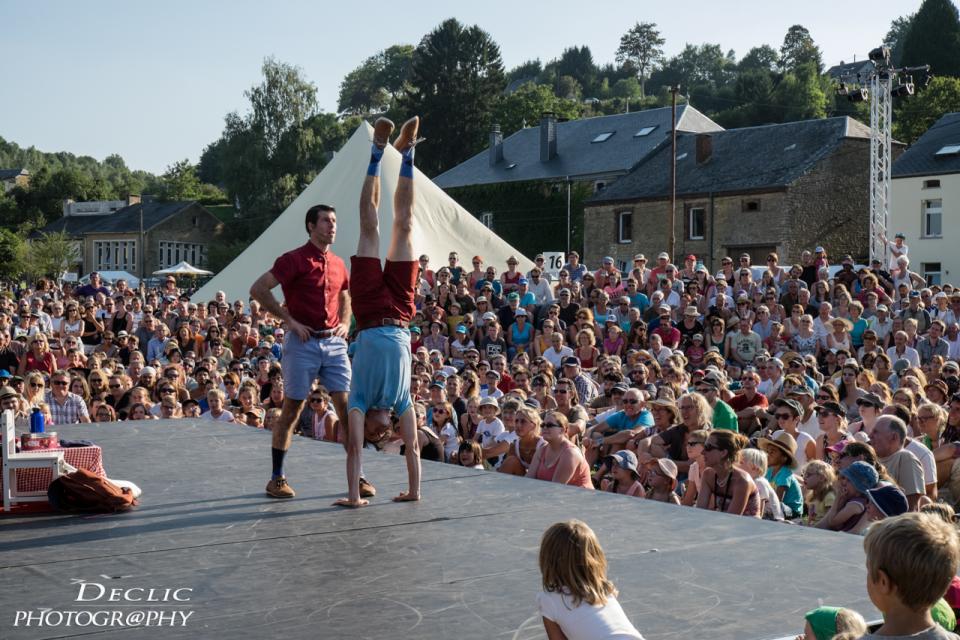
[901,0,960,77]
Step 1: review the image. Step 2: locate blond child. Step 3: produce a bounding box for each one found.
[739,448,784,521]
[798,606,867,640]
[537,520,644,640]
[860,513,960,639]
[801,460,836,527]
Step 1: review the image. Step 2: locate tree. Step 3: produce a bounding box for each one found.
[402,18,506,176]
[901,0,960,78]
[378,44,415,101]
[886,14,916,67]
[772,63,827,121]
[611,77,642,99]
[556,46,598,94]
[25,231,77,282]
[158,160,201,201]
[0,228,25,282]
[894,76,960,143]
[779,25,823,73]
[506,59,542,84]
[492,83,581,135]
[615,22,665,98]
[338,57,389,115]
[245,57,318,156]
[738,45,779,73]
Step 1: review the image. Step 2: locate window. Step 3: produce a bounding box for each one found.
[923,262,942,286]
[936,145,960,157]
[923,199,942,238]
[688,207,705,240]
[592,132,615,143]
[158,241,207,269]
[93,240,137,272]
[742,200,760,212]
[924,179,941,189]
[594,181,607,193]
[617,211,632,243]
[480,212,494,229]
[676,152,688,161]
[634,126,657,137]
[783,143,797,151]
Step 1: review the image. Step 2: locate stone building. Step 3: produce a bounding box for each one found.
[584,117,896,271]
[35,196,223,278]
[0,168,29,193]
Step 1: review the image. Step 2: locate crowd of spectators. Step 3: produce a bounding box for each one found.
[5,243,960,544]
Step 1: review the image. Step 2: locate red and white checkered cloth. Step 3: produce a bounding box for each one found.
[3,446,105,494]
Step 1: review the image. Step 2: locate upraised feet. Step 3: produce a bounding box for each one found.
[393,116,420,152]
[266,476,296,499]
[373,117,395,149]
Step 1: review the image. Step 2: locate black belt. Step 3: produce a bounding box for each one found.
[357,318,409,332]
[310,329,337,339]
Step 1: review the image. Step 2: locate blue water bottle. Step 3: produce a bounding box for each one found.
[30,407,44,434]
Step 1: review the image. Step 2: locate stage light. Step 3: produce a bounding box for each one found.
[847,87,869,102]
[891,81,915,98]
[869,46,891,65]
[836,82,849,96]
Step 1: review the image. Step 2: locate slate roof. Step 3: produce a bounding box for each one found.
[826,60,875,82]
[433,105,723,189]
[892,112,960,178]
[588,117,871,204]
[0,168,27,180]
[35,201,196,237]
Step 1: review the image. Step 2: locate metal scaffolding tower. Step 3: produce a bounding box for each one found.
[869,69,893,266]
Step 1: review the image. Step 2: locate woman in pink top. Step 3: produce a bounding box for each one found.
[527,412,594,490]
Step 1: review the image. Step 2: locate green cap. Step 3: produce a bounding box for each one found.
[804,606,841,640]
[932,598,957,631]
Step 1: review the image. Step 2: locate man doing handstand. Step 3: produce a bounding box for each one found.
[334,116,422,507]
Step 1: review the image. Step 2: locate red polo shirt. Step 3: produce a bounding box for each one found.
[270,242,349,331]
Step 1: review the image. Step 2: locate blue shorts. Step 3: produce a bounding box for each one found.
[281,333,351,400]
[348,326,412,417]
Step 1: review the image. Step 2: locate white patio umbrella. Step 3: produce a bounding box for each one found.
[153,261,214,277]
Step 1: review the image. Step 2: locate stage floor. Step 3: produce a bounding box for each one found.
[0,420,878,639]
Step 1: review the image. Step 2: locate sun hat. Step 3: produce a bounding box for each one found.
[481,312,497,322]
[866,484,909,518]
[759,431,798,468]
[653,457,678,483]
[657,251,669,260]
[605,450,639,475]
[804,607,843,640]
[683,306,699,317]
[840,461,879,495]
[773,397,804,417]
[0,386,17,400]
[455,324,468,334]
[478,396,499,410]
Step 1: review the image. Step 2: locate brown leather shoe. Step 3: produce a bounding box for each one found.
[266,476,296,499]
[372,117,395,149]
[359,477,376,498]
[393,116,420,151]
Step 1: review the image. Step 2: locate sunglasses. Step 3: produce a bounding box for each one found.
[543,422,562,429]
[52,380,69,386]
[30,383,44,388]
[703,443,720,452]
[109,384,121,389]
[774,413,793,420]
[686,440,704,447]
[622,399,640,405]
[309,398,323,404]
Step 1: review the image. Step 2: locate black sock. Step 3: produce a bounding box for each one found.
[271,447,286,479]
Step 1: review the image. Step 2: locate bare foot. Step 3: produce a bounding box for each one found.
[393,491,421,502]
[333,497,369,508]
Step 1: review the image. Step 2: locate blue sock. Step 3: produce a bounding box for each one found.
[400,146,415,179]
[271,447,286,479]
[367,144,384,177]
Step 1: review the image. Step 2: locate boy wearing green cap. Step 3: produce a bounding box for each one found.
[801,606,866,640]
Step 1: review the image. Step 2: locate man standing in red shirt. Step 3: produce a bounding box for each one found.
[334,116,423,508]
[250,204,352,499]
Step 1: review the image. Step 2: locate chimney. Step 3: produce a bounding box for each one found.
[126,194,142,206]
[696,133,713,164]
[63,198,75,217]
[489,124,503,166]
[540,112,557,163]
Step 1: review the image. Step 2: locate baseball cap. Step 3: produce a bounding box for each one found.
[685,254,696,261]
[481,312,497,322]
[602,256,614,264]
[657,252,669,260]
[605,450,639,474]
[507,292,520,301]
[515,308,528,317]
[517,277,528,285]
[455,324,467,334]
[562,356,581,367]
[856,392,884,409]
[909,290,921,298]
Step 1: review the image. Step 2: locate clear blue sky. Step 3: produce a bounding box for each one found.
[1,0,917,174]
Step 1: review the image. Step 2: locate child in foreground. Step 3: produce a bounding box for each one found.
[797,606,867,640]
[859,512,960,639]
[537,520,644,639]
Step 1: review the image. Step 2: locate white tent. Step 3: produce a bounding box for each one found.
[194,123,532,303]
[154,261,214,276]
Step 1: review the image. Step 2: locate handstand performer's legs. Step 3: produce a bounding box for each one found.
[387,117,418,263]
